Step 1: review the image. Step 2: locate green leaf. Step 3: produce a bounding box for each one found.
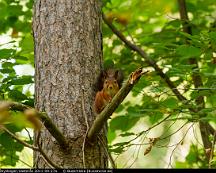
[110,115,140,132]
[149,111,163,124]
[22,99,34,107]
[190,90,210,100]
[104,59,115,69]
[119,132,135,137]
[176,45,201,59]
[186,150,197,164]
[19,34,34,54]
[209,31,216,49]
[209,31,216,44]
[14,55,29,65]
[0,68,15,74]
[102,0,111,6]
[178,31,193,40]
[0,49,16,59]
[7,16,18,26]
[109,146,124,154]
[107,129,116,144]
[1,154,19,166]
[9,75,33,85]
[7,5,23,16]
[2,62,15,68]
[115,104,124,113]
[8,89,28,101]
[175,161,189,168]
[0,2,7,19]
[26,0,34,9]
[0,124,24,167]
[165,19,181,29]
[162,97,178,109]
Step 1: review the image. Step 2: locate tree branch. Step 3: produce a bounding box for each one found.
[0,125,39,151]
[177,0,205,109]
[177,0,213,161]
[2,101,68,148]
[102,13,187,103]
[36,131,62,169]
[98,135,116,168]
[87,68,147,141]
[103,9,215,161]
[102,12,215,119]
[37,112,68,148]
[0,125,61,169]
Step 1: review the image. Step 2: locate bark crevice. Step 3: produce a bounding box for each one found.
[33,0,107,168]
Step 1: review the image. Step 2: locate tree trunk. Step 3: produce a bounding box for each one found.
[33,0,107,168]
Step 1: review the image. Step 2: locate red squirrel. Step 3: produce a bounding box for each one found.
[94,69,124,114]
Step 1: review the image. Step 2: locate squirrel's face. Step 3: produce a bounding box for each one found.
[103,78,119,97]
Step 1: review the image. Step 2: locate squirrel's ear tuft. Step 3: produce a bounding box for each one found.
[96,70,106,91]
[114,70,119,79]
[102,70,108,79]
[116,70,124,88]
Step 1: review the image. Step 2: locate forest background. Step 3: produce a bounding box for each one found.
[0,0,215,168]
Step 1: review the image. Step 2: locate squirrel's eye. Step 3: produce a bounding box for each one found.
[105,81,108,84]
[114,81,117,84]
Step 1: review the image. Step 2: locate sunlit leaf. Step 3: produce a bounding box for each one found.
[0,49,15,59]
[9,75,33,85]
[176,45,201,59]
[8,90,28,101]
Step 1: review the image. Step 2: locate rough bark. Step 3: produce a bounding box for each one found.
[33,0,107,168]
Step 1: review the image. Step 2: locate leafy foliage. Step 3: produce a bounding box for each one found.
[0,0,34,167]
[0,124,25,167]
[102,0,216,168]
[175,144,211,168]
[0,0,215,168]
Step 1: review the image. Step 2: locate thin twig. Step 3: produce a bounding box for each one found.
[128,135,147,168]
[81,86,89,169]
[103,12,216,142]
[0,125,39,151]
[111,113,177,151]
[159,122,189,141]
[192,125,204,147]
[156,112,183,140]
[98,135,116,168]
[36,131,62,169]
[0,125,61,169]
[35,131,53,169]
[167,123,194,168]
[178,0,212,161]
[102,12,188,103]
[2,153,32,168]
[126,113,174,144]
[209,131,216,168]
[2,101,68,147]
[24,128,33,141]
[87,68,147,141]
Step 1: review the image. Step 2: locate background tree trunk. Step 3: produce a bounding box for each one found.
[33,0,107,168]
